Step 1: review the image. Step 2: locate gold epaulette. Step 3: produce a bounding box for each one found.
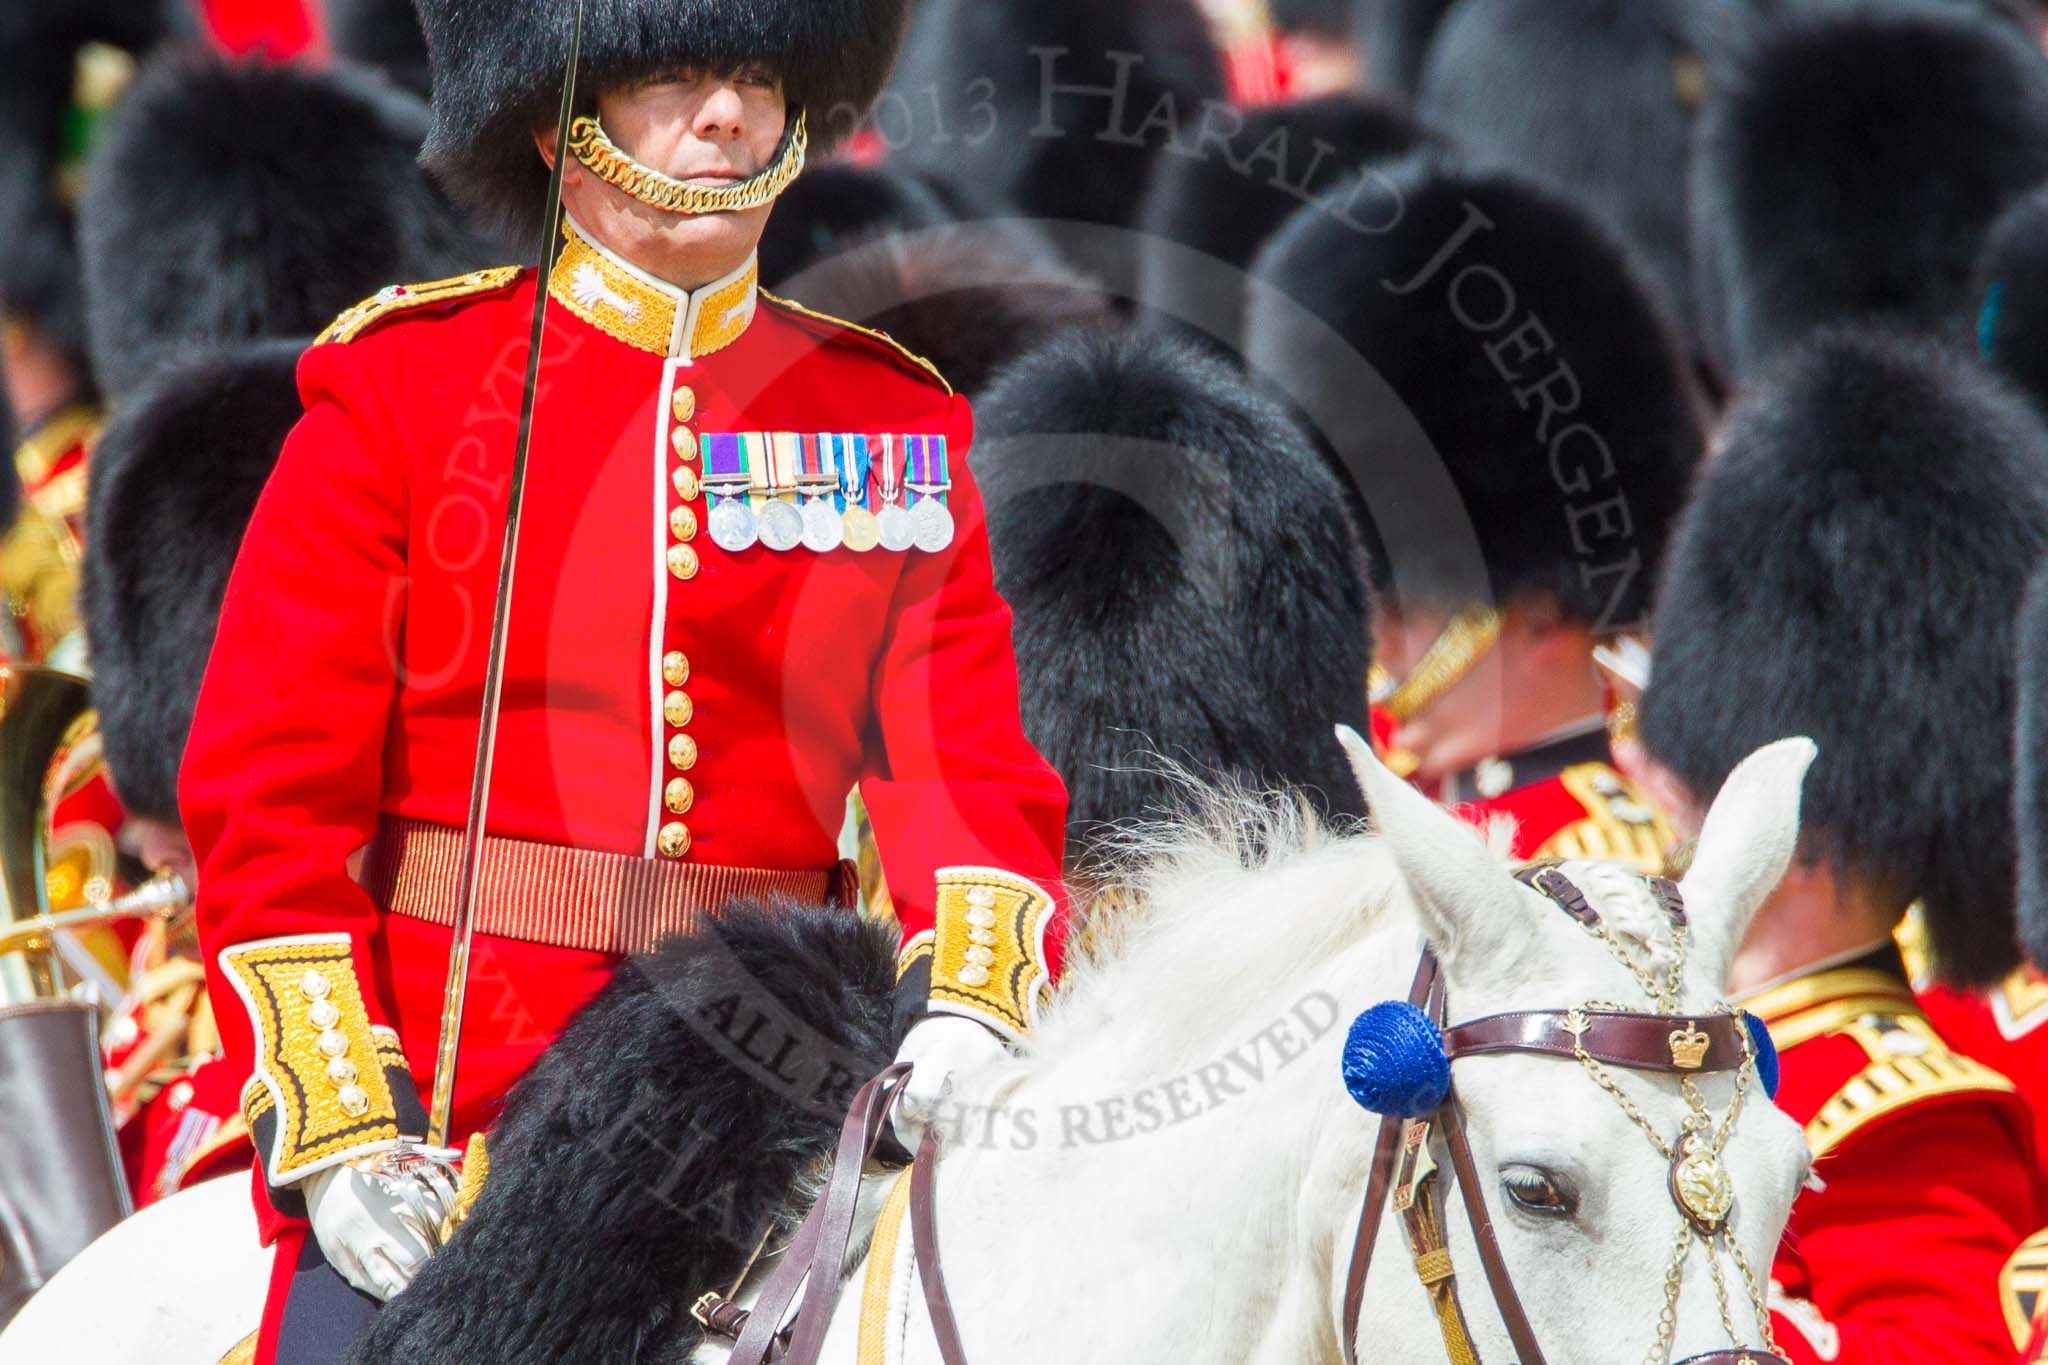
[316,267,525,346]
[2002,1226,2048,1353]
[1750,969,2019,1159]
[1531,763,1673,874]
[758,290,954,396]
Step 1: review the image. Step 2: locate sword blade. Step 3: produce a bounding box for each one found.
[427,4,585,1149]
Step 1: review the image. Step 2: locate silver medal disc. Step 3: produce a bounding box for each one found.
[910,499,955,553]
[877,503,915,552]
[757,498,805,553]
[708,499,758,553]
[801,498,844,553]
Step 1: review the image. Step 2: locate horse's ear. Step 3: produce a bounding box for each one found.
[1338,725,1524,982]
[1679,737,1817,991]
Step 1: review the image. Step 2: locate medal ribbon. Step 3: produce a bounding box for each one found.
[702,433,749,505]
[878,434,903,508]
[797,434,833,496]
[836,434,870,514]
[766,432,801,503]
[906,434,951,507]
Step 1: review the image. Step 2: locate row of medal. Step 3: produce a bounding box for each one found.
[698,432,955,554]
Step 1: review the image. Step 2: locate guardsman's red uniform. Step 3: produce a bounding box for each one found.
[1425,723,1672,873]
[2005,1227,2048,1362]
[180,220,1070,1272]
[1742,950,2038,1363]
[1922,968,2048,1192]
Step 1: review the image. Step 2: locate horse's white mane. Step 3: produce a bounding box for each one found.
[1565,859,1685,976]
[1020,777,1401,1078]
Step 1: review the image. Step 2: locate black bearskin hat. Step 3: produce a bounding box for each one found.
[80,47,496,400]
[0,0,170,380]
[885,0,1225,289]
[1418,0,1728,347]
[1245,154,1702,634]
[974,327,1373,859]
[1641,328,2048,990]
[1974,182,2048,416]
[768,212,1113,399]
[2017,563,2048,968]
[82,340,304,823]
[1694,4,2048,381]
[329,0,432,98]
[1354,0,1456,101]
[757,163,963,291]
[1273,0,1356,39]
[415,0,913,244]
[1136,93,1425,355]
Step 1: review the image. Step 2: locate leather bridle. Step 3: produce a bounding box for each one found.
[1341,868,1791,1365]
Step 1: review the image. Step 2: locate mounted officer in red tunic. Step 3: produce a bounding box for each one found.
[178,2,1068,1359]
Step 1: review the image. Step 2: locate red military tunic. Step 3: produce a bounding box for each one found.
[180,220,1069,1261]
[1411,722,1672,872]
[1741,951,2037,1363]
[1922,968,2048,1194]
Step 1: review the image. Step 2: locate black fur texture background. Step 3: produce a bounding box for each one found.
[1353,0,1457,101]
[415,0,911,243]
[1692,4,2048,380]
[82,340,304,824]
[329,0,433,98]
[345,901,898,1365]
[1974,184,2048,419]
[1136,93,1425,357]
[886,0,1225,288]
[2016,563,2048,969]
[1419,0,1728,346]
[1246,153,1700,631]
[1642,328,2048,989]
[974,327,1373,858]
[80,47,493,399]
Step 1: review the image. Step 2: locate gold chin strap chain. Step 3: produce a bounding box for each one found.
[1374,605,1504,726]
[567,109,809,216]
[1555,883,1782,1365]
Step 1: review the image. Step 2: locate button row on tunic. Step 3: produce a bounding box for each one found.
[662,384,702,860]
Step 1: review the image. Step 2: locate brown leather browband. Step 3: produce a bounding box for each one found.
[1443,1009,1751,1075]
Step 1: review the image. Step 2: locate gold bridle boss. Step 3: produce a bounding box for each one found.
[1340,865,1789,1365]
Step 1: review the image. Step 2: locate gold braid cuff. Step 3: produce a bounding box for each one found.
[928,868,1056,1043]
[567,110,807,216]
[1375,604,1504,725]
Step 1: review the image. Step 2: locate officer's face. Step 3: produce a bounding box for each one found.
[545,66,790,285]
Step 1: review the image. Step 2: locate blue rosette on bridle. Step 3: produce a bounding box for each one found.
[1340,1001,1451,1117]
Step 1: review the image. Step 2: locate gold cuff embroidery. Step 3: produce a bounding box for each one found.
[896,929,934,982]
[219,935,400,1185]
[928,868,1054,1041]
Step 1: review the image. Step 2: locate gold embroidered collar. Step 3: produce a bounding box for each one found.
[546,217,758,360]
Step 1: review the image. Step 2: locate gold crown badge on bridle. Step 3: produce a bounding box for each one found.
[566,109,808,216]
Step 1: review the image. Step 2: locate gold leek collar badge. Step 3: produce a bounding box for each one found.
[546,217,759,360]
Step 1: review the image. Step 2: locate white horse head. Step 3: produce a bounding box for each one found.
[1336,726,1816,1362]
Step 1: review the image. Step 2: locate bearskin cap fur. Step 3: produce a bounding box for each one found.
[1641,328,2048,989]
[1244,154,1702,632]
[1418,0,1731,345]
[1354,0,1456,101]
[2016,563,2048,968]
[1694,4,2048,380]
[887,0,1225,287]
[79,47,495,400]
[1273,0,1356,39]
[973,327,1372,860]
[1974,182,2048,416]
[757,163,963,290]
[328,0,432,98]
[0,1,171,375]
[415,0,912,244]
[769,209,1113,399]
[346,900,898,1365]
[1136,94,1425,356]
[82,340,304,823]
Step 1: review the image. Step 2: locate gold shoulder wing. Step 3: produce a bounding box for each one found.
[1532,763,1674,874]
[317,267,525,346]
[1803,1005,2018,1159]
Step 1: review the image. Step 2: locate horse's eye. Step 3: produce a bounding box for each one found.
[1502,1169,1575,1217]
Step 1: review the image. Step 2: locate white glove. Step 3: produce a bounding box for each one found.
[302,1145,461,1301]
[890,1015,1009,1150]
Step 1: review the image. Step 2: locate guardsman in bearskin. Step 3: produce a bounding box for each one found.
[178,1,1068,1357]
[1246,154,1702,871]
[1633,328,2045,1362]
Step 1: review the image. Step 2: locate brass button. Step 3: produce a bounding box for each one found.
[658,822,691,858]
[668,733,699,770]
[670,505,698,542]
[664,777,695,814]
[662,651,690,687]
[668,544,699,580]
[664,690,694,727]
[671,426,696,459]
[671,387,696,423]
[672,466,700,501]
